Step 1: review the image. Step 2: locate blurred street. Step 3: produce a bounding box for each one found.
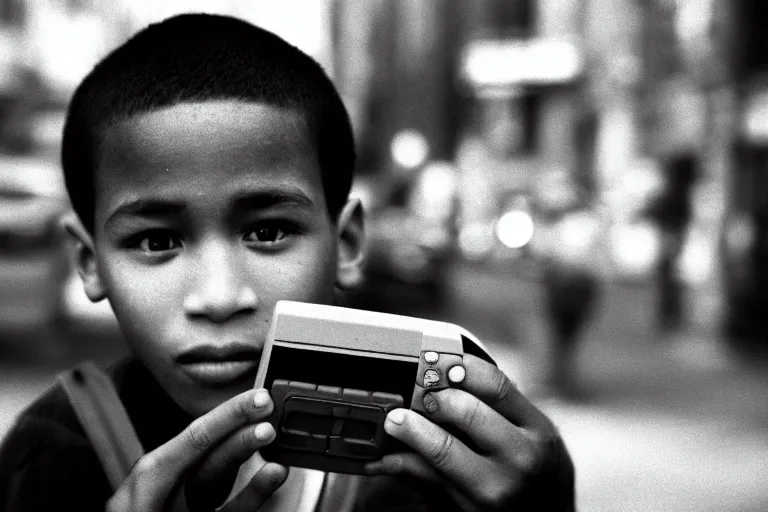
[2,262,768,512]
[445,262,768,512]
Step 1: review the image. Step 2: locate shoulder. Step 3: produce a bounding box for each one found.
[1,384,89,458]
[7,357,135,447]
[0,384,110,511]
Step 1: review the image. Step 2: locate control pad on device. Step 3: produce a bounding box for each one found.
[270,380,404,460]
[411,351,463,413]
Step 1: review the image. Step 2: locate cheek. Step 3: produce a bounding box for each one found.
[252,247,337,304]
[259,259,335,302]
[98,254,185,349]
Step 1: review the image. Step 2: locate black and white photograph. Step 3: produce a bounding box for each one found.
[0,1,767,510]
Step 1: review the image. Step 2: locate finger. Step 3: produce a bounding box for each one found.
[422,387,524,455]
[364,452,442,483]
[116,388,273,510]
[364,454,478,511]
[155,388,273,476]
[108,486,188,512]
[219,463,288,512]
[382,408,488,495]
[106,488,128,512]
[456,354,551,429]
[186,423,277,512]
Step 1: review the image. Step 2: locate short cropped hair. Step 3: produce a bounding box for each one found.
[62,13,355,233]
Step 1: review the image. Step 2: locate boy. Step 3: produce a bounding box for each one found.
[0,14,574,511]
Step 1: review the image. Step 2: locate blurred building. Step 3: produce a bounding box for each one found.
[333,0,588,261]
[0,0,335,154]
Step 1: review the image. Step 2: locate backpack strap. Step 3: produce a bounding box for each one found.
[57,361,145,491]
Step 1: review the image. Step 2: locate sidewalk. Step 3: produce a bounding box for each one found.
[444,265,768,511]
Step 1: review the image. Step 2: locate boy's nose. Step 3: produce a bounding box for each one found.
[183,245,258,322]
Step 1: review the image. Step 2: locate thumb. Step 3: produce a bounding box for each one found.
[219,463,288,511]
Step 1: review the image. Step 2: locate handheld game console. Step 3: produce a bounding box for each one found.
[253,300,495,474]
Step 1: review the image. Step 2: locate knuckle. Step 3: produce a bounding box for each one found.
[241,425,256,448]
[477,481,513,508]
[238,393,256,419]
[242,424,263,450]
[528,427,559,458]
[428,432,454,467]
[531,428,568,473]
[513,443,540,474]
[186,419,212,451]
[543,419,560,438]
[493,372,513,404]
[134,453,160,475]
[526,428,547,447]
[461,395,481,430]
[540,429,560,453]
[383,456,404,474]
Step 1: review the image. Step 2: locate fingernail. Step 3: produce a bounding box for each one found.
[387,408,406,425]
[254,423,274,441]
[423,393,438,413]
[448,365,466,383]
[363,462,383,474]
[253,390,270,408]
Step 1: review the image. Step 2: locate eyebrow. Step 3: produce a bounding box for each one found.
[106,199,186,226]
[105,187,316,226]
[231,187,315,212]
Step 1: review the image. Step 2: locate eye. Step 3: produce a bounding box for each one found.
[243,223,291,244]
[136,231,182,252]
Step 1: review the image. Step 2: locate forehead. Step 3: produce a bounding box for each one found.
[94,101,323,224]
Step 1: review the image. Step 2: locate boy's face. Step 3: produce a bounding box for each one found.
[73,101,362,416]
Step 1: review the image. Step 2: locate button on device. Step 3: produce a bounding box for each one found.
[289,381,317,392]
[423,369,441,387]
[448,365,466,383]
[416,353,462,388]
[342,388,370,401]
[424,351,439,364]
[318,385,342,397]
[371,391,403,404]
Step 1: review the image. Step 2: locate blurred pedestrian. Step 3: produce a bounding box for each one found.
[643,153,698,332]
[540,203,601,398]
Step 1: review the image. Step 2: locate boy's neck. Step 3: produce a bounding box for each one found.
[113,357,194,451]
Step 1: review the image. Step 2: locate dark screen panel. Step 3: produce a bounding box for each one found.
[264,345,419,408]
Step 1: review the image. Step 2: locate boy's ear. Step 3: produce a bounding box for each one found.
[61,213,107,302]
[335,198,366,291]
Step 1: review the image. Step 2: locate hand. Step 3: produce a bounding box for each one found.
[107,388,288,512]
[363,354,575,511]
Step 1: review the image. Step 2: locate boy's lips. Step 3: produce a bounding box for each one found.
[176,343,261,386]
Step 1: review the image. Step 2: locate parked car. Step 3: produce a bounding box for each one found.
[0,155,70,335]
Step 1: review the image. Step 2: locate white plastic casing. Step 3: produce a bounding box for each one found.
[254,301,482,388]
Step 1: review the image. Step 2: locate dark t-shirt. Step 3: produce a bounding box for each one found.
[0,359,449,512]
[0,358,192,511]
